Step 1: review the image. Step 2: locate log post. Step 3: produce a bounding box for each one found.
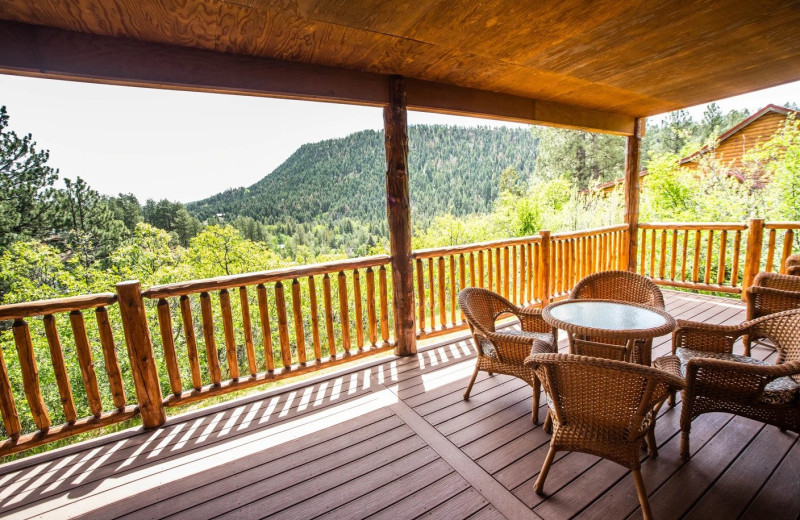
[117,281,166,428]
[539,230,552,306]
[742,218,765,301]
[624,118,644,272]
[384,76,416,356]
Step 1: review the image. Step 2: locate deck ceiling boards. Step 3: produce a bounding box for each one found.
[1,0,800,118]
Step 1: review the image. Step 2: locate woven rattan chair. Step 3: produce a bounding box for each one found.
[673,309,800,459]
[524,352,684,520]
[568,270,665,363]
[786,254,800,276]
[744,272,800,355]
[458,287,557,424]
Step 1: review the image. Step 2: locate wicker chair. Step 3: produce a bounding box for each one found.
[568,270,665,363]
[673,309,800,459]
[458,287,557,424]
[786,254,800,276]
[524,352,685,520]
[744,272,800,356]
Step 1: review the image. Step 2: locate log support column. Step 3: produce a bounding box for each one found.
[384,76,417,356]
[624,118,644,272]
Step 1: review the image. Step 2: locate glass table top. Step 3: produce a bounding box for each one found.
[547,301,668,331]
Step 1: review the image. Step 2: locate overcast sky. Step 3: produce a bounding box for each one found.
[1,73,798,203]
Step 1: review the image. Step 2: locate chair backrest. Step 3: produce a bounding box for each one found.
[525,353,682,436]
[748,272,800,320]
[457,287,515,336]
[569,270,665,309]
[750,308,800,370]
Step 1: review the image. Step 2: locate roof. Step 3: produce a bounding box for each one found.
[1,2,800,135]
[679,104,798,164]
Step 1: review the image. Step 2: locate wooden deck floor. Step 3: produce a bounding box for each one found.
[1,290,798,520]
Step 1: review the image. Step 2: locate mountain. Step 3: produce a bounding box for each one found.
[188,125,539,225]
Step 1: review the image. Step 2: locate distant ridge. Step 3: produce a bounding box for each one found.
[188,125,539,225]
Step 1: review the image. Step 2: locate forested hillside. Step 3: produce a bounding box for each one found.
[189,126,540,225]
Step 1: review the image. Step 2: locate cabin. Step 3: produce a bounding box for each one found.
[680,104,798,176]
[0,2,799,519]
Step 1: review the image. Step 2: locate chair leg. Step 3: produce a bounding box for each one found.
[534,445,557,495]
[632,469,653,520]
[668,391,676,407]
[532,377,541,424]
[646,422,658,458]
[463,363,480,400]
[680,430,691,460]
[543,411,553,434]
[743,334,751,357]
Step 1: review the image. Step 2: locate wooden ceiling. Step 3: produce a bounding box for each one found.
[1,0,799,132]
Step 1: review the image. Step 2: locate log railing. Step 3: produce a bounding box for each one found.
[0,220,796,456]
[140,255,393,408]
[638,220,799,296]
[0,294,139,456]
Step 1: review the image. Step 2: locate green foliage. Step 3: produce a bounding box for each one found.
[0,106,60,248]
[532,126,625,189]
[187,225,282,278]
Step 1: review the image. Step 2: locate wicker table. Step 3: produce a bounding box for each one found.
[542,299,676,366]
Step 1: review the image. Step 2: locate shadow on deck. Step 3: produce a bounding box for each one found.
[1,290,798,519]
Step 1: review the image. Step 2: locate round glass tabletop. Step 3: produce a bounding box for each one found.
[546,300,669,331]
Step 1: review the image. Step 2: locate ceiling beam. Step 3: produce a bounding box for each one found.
[0,20,635,136]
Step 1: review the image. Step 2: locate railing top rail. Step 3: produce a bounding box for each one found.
[412,234,542,259]
[551,224,628,240]
[0,293,117,321]
[142,254,391,299]
[764,222,800,230]
[638,222,748,231]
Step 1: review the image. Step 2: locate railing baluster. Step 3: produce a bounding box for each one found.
[519,244,526,303]
[291,279,307,364]
[495,248,502,295]
[256,284,275,372]
[511,246,517,303]
[459,254,466,319]
[96,306,127,407]
[438,257,446,327]
[658,230,667,279]
[479,250,486,289]
[180,295,203,388]
[527,243,534,299]
[731,230,742,287]
[322,274,336,356]
[415,259,425,331]
[219,289,240,379]
[13,319,50,429]
[308,276,322,360]
[273,282,293,367]
[43,315,76,422]
[649,229,656,277]
[503,246,510,300]
[704,230,714,285]
[366,268,377,346]
[469,252,476,288]
[639,229,647,276]
[338,271,351,354]
[0,345,20,439]
[156,300,182,396]
[199,292,222,384]
[449,256,456,325]
[766,229,777,271]
[717,230,728,285]
[239,287,257,376]
[428,258,435,329]
[353,270,364,350]
[692,230,701,282]
[69,311,103,416]
[669,230,678,280]
[379,266,390,343]
[681,230,688,282]
[780,230,794,273]
[532,242,540,300]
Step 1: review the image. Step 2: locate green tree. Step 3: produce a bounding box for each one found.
[108,193,143,231]
[0,106,60,248]
[187,225,281,277]
[532,126,625,189]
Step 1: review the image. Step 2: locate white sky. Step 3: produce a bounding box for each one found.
[1,73,798,203]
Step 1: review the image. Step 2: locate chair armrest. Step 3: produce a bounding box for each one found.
[514,308,555,335]
[747,285,800,320]
[684,358,800,404]
[486,330,552,365]
[653,355,684,389]
[672,319,751,355]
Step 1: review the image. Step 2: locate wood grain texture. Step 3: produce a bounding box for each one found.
[12,320,49,430]
[239,287,257,376]
[96,306,128,408]
[179,295,203,389]
[43,314,76,423]
[69,311,103,417]
[199,292,222,384]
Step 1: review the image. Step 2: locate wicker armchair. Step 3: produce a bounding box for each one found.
[568,270,665,363]
[458,287,557,424]
[786,254,800,276]
[524,353,685,520]
[673,309,800,459]
[744,272,800,356]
